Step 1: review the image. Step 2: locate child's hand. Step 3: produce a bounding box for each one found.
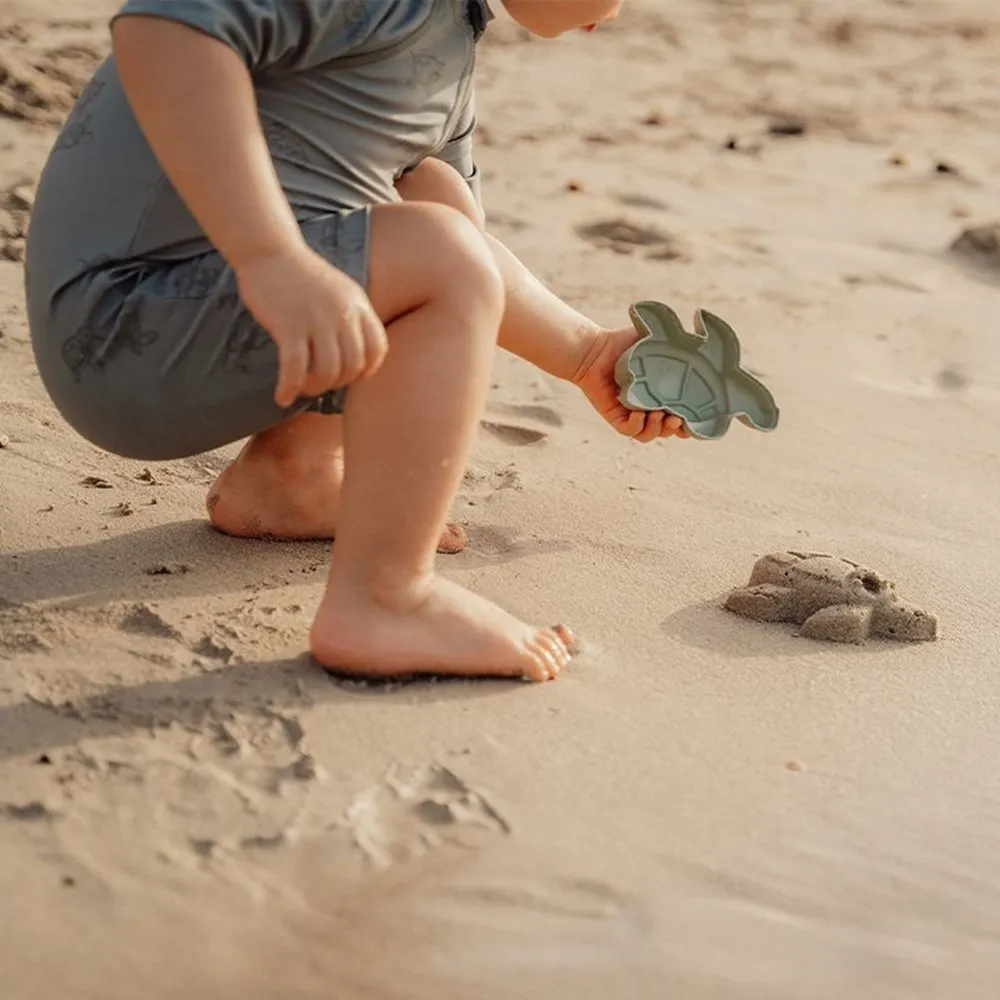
[236,245,388,408]
[573,327,692,443]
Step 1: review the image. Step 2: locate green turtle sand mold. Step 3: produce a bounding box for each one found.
[724,551,939,644]
[615,301,779,440]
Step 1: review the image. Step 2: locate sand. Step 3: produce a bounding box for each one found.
[2,1,1000,997]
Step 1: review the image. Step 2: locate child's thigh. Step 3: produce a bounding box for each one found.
[37,210,368,461]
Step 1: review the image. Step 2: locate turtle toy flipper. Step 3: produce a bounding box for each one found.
[615,300,780,440]
[695,310,779,433]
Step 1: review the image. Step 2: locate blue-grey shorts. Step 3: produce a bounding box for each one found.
[32,208,369,461]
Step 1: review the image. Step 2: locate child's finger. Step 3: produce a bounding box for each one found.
[360,311,389,378]
[274,337,309,408]
[334,325,365,385]
[635,411,666,443]
[621,409,646,437]
[305,329,343,394]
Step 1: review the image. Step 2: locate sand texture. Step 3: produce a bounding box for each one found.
[2,1,1000,997]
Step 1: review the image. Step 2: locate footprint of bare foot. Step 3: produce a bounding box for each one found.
[207,461,467,554]
[486,402,563,427]
[576,218,684,260]
[480,421,547,446]
[311,576,575,683]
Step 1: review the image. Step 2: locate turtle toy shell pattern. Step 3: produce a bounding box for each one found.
[614,300,779,441]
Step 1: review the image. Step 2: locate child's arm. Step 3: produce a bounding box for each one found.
[112,16,387,406]
[397,156,687,442]
[489,235,688,441]
[426,101,601,385]
[112,16,301,273]
[501,0,622,38]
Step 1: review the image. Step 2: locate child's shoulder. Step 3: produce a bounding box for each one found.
[112,0,442,74]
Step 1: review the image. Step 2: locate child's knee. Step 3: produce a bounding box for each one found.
[419,203,502,313]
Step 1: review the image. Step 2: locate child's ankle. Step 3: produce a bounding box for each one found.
[326,562,436,612]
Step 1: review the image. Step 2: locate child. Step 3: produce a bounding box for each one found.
[25,0,688,683]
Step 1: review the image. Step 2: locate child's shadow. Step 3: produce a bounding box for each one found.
[1,519,571,608]
[1,519,328,607]
[0,520,533,763]
[0,652,518,765]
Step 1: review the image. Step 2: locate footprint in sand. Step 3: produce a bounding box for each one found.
[480,400,561,446]
[947,222,1000,285]
[480,421,547,446]
[117,602,182,641]
[344,763,511,869]
[576,218,684,260]
[486,401,563,427]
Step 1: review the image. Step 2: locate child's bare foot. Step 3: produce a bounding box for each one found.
[206,445,467,553]
[310,573,575,682]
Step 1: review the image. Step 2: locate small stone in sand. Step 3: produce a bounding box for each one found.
[0,434,9,448]
[827,18,856,45]
[642,111,665,126]
[722,135,762,155]
[767,117,808,138]
[566,179,583,192]
[81,476,113,489]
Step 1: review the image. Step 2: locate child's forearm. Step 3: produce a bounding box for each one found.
[501,1,621,37]
[487,234,600,381]
[112,16,305,270]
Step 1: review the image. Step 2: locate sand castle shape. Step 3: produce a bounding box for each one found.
[615,301,779,440]
[724,551,939,644]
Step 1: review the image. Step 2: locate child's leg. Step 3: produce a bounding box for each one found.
[206,411,467,553]
[208,157,600,552]
[204,160,481,554]
[310,201,572,680]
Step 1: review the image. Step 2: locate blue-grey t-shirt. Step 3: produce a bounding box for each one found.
[27,0,490,314]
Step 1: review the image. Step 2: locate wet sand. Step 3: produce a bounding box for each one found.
[2,2,1000,997]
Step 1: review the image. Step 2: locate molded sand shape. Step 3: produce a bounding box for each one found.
[615,301,779,440]
[725,551,938,644]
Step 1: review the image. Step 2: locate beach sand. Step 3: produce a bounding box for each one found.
[2,1,1000,996]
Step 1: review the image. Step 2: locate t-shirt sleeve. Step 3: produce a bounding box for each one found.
[111,0,350,74]
[432,91,483,211]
